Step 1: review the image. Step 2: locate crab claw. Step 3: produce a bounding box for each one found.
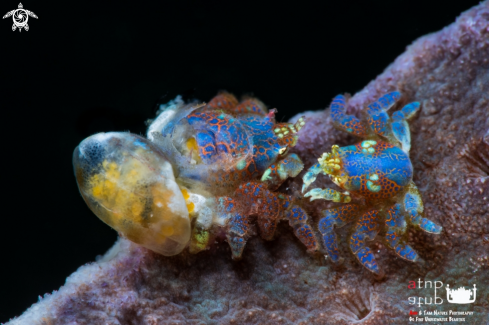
[302,162,323,193]
[304,188,351,203]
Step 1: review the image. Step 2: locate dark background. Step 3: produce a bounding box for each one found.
[0,0,482,322]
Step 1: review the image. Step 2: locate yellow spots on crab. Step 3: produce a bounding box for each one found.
[367,181,381,192]
[261,168,273,182]
[280,126,291,136]
[367,173,381,192]
[273,118,306,140]
[297,117,306,128]
[361,140,377,148]
[279,147,287,155]
[317,145,350,187]
[274,128,286,138]
[237,159,247,170]
[318,145,341,173]
[361,140,377,154]
[340,191,352,203]
[330,189,352,203]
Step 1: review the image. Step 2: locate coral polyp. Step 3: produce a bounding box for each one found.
[74,93,319,259]
[302,91,443,275]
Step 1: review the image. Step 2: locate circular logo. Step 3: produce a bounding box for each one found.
[13,9,28,27]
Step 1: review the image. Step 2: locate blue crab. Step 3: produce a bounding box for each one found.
[73,93,320,259]
[302,91,442,275]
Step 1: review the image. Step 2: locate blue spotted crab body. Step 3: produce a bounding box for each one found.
[302,91,442,275]
[73,93,319,259]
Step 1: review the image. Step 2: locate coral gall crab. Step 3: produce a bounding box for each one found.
[302,91,442,275]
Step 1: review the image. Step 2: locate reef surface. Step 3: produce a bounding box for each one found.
[6,2,489,324]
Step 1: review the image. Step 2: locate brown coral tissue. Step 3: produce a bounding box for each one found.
[6,2,489,325]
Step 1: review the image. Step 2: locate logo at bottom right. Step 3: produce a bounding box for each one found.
[446,284,477,304]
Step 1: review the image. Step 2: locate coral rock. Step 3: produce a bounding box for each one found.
[6,2,489,324]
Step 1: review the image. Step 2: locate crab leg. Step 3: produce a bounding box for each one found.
[273,116,306,148]
[384,203,419,262]
[233,181,282,241]
[330,95,368,137]
[404,182,442,234]
[365,91,401,136]
[285,205,320,253]
[349,209,382,275]
[302,162,323,193]
[391,102,420,153]
[261,153,304,190]
[304,188,351,203]
[226,212,253,260]
[318,204,360,263]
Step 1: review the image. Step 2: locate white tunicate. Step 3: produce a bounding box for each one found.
[73,132,191,256]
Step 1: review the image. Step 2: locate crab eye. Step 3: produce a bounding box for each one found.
[279,147,288,155]
[73,132,191,256]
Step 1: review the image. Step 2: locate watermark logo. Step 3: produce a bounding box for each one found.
[407,279,479,322]
[3,3,37,32]
[446,284,477,304]
[407,279,478,306]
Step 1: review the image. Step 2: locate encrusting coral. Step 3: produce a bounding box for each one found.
[6,2,489,324]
